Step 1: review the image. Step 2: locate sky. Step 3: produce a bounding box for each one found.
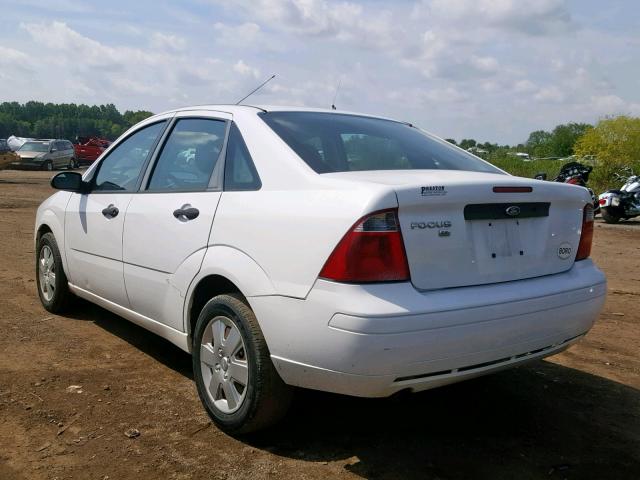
[0,0,639,144]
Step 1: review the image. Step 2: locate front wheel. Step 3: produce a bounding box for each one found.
[601,207,621,224]
[36,232,73,312]
[43,160,53,171]
[68,157,78,169]
[193,294,292,434]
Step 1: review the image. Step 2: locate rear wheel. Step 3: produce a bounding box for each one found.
[36,232,73,312]
[601,207,621,224]
[43,160,53,171]
[193,294,292,434]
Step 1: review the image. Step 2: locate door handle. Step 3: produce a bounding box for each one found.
[173,206,199,221]
[101,204,119,218]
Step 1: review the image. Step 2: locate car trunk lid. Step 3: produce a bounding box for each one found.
[323,170,588,290]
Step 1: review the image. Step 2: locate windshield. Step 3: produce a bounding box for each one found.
[260,112,501,174]
[19,142,49,153]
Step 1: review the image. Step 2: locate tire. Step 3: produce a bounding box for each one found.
[43,160,53,171]
[193,293,292,434]
[36,232,73,313]
[601,208,621,224]
[68,157,77,169]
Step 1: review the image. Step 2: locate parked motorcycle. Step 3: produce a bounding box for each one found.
[534,161,599,214]
[598,167,640,223]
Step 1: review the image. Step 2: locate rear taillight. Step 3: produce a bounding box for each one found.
[319,208,410,283]
[575,204,594,261]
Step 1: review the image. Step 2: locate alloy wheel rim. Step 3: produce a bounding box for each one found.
[200,315,249,414]
[38,245,55,302]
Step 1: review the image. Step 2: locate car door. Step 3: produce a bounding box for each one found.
[122,111,230,329]
[64,119,170,306]
[62,141,73,166]
[51,141,62,168]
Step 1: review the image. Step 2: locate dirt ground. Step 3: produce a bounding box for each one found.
[0,169,638,480]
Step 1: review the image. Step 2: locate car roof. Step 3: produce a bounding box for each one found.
[151,104,402,124]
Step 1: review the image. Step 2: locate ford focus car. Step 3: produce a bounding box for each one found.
[34,106,606,433]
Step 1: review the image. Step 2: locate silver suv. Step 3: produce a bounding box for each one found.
[16,139,77,170]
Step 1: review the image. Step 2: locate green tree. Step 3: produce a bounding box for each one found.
[458,138,477,150]
[0,101,154,141]
[548,123,592,157]
[526,130,552,157]
[574,115,640,191]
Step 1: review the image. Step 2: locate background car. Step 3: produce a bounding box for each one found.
[0,138,20,170]
[14,139,77,170]
[74,136,110,165]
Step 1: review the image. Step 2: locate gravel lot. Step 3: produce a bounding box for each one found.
[1,169,639,480]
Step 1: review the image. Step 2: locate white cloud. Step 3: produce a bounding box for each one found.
[589,94,640,117]
[470,55,499,73]
[514,79,537,93]
[422,86,469,104]
[1,1,639,145]
[150,32,186,52]
[12,21,262,108]
[425,0,574,35]
[0,46,29,63]
[213,22,262,46]
[233,59,260,78]
[214,0,397,50]
[534,86,566,103]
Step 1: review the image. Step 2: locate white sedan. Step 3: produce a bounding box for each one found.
[35,106,606,433]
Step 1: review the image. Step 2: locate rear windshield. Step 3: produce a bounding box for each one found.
[259,112,500,174]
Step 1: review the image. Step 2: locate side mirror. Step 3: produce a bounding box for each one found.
[51,172,86,192]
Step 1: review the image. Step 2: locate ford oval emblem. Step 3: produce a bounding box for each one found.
[505,205,521,217]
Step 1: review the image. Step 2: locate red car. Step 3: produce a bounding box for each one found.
[73,137,110,165]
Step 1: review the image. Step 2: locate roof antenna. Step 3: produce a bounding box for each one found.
[235,74,276,105]
[331,78,342,110]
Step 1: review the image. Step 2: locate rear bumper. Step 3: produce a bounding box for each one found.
[250,260,606,397]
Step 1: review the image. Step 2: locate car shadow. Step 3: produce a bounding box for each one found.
[597,218,640,228]
[64,298,193,380]
[64,301,640,479]
[251,364,640,479]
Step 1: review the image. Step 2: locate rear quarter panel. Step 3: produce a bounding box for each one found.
[210,187,398,298]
